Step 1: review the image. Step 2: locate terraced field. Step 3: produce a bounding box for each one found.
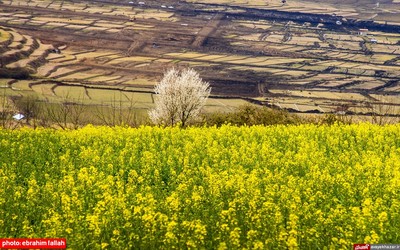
[0,0,400,116]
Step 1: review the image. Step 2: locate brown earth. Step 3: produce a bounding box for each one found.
[0,0,400,116]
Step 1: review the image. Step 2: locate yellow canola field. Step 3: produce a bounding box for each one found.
[0,124,399,249]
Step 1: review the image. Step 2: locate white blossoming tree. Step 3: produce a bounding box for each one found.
[149,68,211,127]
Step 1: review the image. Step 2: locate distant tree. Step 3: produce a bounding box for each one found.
[45,94,86,129]
[149,68,211,127]
[201,104,304,126]
[94,93,140,127]
[0,89,18,129]
[13,95,42,128]
[362,96,400,125]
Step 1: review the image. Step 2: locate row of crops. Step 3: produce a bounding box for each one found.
[1,124,400,249]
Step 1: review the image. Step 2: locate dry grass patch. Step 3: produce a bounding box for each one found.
[107,56,154,65]
[337,62,361,68]
[370,54,398,62]
[0,13,13,17]
[36,63,59,77]
[0,79,12,87]
[347,80,386,90]
[44,22,69,28]
[88,75,123,83]
[124,86,152,92]
[46,53,65,61]
[85,7,112,14]
[319,79,355,88]
[124,27,153,31]
[47,1,63,8]
[371,44,400,53]
[82,26,108,32]
[294,104,323,112]
[253,58,310,66]
[73,52,112,60]
[104,28,122,33]
[275,70,308,77]
[8,43,54,68]
[60,5,86,11]
[3,35,34,56]
[53,85,88,100]
[124,23,155,29]
[212,55,248,62]
[126,92,154,104]
[181,61,214,67]
[153,59,172,63]
[163,52,185,57]
[133,63,149,68]
[57,72,103,81]
[223,34,238,39]
[0,29,11,43]
[287,36,321,46]
[49,54,76,63]
[267,44,296,51]
[94,22,125,29]
[370,94,400,104]
[175,52,206,59]
[10,80,34,91]
[239,33,263,41]
[65,24,88,30]
[369,36,399,45]
[228,66,286,74]
[31,83,58,96]
[0,17,12,23]
[315,60,347,67]
[9,30,25,42]
[204,98,250,112]
[301,90,366,101]
[86,89,127,103]
[237,22,272,30]
[195,55,227,61]
[265,34,285,43]
[7,19,29,25]
[123,78,155,86]
[26,20,47,26]
[31,17,93,25]
[282,46,311,52]
[48,67,81,78]
[142,11,175,20]
[230,41,246,46]
[355,64,394,71]
[375,13,400,23]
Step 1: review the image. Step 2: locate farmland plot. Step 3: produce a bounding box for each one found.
[0,0,399,115]
[2,124,400,248]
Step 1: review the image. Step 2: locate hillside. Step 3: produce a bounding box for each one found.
[0,0,399,116]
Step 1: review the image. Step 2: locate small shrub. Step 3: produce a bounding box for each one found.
[202,104,303,126]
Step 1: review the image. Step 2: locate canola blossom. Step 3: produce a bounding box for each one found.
[0,124,399,249]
